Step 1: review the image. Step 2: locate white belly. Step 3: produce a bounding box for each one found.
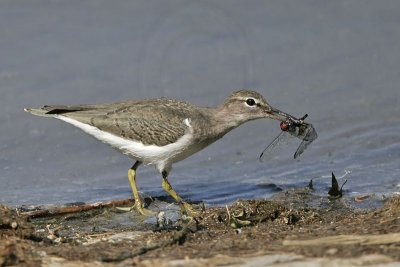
[56,116,195,173]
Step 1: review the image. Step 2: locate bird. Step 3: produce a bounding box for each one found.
[25,90,297,216]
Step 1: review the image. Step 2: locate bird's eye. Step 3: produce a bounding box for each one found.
[246,98,256,106]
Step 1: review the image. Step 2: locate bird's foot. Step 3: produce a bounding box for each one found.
[116,201,154,216]
[179,201,200,217]
[135,205,155,216]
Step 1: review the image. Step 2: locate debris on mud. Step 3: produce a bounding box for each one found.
[0,188,399,266]
[328,172,347,199]
[0,205,36,239]
[308,179,314,190]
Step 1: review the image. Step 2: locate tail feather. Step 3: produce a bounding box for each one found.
[24,107,54,117]
[24,105,93,117]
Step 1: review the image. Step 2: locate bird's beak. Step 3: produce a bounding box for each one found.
[264,106,299,122]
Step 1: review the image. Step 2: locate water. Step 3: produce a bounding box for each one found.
[1,1,399,207]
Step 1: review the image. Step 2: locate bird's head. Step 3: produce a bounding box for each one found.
[219,90,297,124]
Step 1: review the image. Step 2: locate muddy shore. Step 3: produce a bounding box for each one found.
[1,187,399,266]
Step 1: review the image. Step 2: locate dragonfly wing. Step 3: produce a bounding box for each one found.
[293,124,318,159]
[259,131,292,161]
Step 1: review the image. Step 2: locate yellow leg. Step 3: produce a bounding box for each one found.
[161,171,198,216]
[117,162,153,216]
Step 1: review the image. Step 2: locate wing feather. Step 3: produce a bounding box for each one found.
[57,99,194,146]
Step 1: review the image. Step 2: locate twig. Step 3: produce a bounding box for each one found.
[225,205,231,221]
[283,233,400,246]
[101,218,197,262]
[21,198,135,219]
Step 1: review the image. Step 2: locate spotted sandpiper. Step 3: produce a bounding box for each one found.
[25,90,303,216]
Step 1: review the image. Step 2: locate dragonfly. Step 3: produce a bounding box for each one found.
[259,114,318,160]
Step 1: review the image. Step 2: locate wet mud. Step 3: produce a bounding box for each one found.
[1,187,399,266]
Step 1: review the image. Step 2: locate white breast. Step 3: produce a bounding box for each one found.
[56,116,194,173]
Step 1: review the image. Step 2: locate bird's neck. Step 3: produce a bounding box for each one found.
[204,107,244,138]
